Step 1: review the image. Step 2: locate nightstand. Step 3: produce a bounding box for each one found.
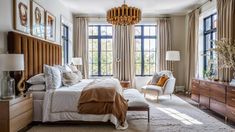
[0,94,33,132]
[120,81,131,89]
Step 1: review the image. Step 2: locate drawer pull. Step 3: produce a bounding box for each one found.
[232,98,235,101]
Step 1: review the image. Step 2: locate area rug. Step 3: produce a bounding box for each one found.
[27,95,234,132]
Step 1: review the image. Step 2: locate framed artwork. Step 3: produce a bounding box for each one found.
[13,0,30,33]
[31,1,45,38]
[45,12,56,41]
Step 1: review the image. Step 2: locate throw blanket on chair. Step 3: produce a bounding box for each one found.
[77,79,128,126]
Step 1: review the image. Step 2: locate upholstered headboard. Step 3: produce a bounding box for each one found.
[7,31,62,93]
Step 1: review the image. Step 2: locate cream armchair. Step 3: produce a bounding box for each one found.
[141,70,176,102]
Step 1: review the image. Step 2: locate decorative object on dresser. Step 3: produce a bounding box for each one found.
[31,1,45,38]
[0,54,24,99]
[166,50,180,72]
[13,0,30,33]
[120,80,130,89]
[191,78,235,123]
[45,11,56,41]
[0,93,33,132]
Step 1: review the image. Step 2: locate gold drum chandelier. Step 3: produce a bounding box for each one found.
[106,0,141,25]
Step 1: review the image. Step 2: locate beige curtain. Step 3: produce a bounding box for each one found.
[185,10,199,92]
[158,18,172,71]
[217,0,235,82]
[73,18,88,79]
[113,25,135,86]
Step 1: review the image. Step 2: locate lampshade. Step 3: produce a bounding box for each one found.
[166,51,180,61]
[0,54,24,71]
[72,57,82,65]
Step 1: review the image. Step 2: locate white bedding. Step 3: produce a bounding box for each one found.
[42,78,128,130]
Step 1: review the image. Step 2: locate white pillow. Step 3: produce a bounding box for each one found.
[55,65,72,73]
[28,84,45,91]
[26,73,45,84]
[44,65,62,89]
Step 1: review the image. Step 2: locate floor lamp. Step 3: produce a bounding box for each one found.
[166,51,180,73]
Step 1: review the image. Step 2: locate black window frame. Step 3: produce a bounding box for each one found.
[62,24,69,64]
[135,25,157,76]
[88,25,113,77]
[203,13,217,75]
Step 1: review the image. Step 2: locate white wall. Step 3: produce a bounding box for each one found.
[0,0,73,94]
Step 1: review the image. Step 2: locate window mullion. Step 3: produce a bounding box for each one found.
[141,25,145,76]
[98,26,101,76]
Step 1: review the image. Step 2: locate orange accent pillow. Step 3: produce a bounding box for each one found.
[156,75,169,87]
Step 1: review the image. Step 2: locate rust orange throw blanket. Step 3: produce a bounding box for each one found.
[78,81,128,126]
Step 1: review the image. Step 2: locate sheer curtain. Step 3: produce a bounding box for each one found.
[113,25,135,86]
[158,18,172,71]
[73,17,89,79]
[185,9,199,92]
[217,0,235,82]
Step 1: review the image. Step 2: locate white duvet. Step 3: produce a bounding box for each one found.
[42,78,128,130]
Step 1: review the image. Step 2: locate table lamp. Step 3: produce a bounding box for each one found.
[0,54,24,99]
[166,51,180,72]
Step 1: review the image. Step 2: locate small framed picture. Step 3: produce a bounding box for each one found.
[31,1,45,38]
[13,0,30,33]
[45,11,56,41]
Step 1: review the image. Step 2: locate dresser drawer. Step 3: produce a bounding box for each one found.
[200,95,210,108]
[10,109,33,132]
[191,94,199,103]
[227,86,235,96]
[227,94,235,107]
[199,82,210,97]
[210,84,226,103]
[10,97,33,119]
[210,99,226,116]
[226,105,235,121]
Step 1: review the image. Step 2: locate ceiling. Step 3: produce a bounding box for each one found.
[59,0,207,16]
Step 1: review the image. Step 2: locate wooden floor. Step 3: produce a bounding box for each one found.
[176,93,235,129]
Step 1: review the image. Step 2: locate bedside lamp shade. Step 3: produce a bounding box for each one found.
[72,57,82,65]
[0,54,24,71]
[166,51,180,61]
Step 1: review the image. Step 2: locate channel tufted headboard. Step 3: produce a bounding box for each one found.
[7,31,62,94]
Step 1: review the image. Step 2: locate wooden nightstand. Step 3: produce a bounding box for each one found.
[120,81,131,89]
[0,94,33,132]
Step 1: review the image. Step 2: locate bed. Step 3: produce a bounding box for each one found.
[7,31,128,130]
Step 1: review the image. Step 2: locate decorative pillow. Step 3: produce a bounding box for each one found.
[28,84,45,91]
[156,75,169,87]
[26,73,45,84]
[44,65,62,89]
[62,72,82,86]
[150,73,161,85]
[68,65,79,72]
[55,65,72,73]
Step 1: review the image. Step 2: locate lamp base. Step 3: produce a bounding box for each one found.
[1,71,15,99]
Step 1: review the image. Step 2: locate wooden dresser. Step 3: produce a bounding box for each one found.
[191,78,235,122]
[0,94,33,132]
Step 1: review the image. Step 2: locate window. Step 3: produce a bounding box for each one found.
[203,13,217,77]
[88,25,113,76]
[135,25,157,76]
[62,24,69,64]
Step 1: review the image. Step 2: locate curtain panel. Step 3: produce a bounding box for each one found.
[158,18,172,71]
[73,18,89,79]
[185,10,199,92]
[217,0,235,82]
[113,25,135,87]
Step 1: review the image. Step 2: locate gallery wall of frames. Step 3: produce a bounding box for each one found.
[13,0,56,42]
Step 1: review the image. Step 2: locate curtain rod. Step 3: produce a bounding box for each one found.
[191,0,212,13]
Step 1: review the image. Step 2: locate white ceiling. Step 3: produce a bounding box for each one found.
[59,0,207,16]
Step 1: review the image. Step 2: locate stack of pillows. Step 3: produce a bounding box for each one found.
[148,73,169,87]
[27,64,83,91]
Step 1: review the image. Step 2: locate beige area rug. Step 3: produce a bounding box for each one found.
[27,95,234,132]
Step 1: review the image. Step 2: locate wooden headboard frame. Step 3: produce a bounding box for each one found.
[8,31,62,94]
